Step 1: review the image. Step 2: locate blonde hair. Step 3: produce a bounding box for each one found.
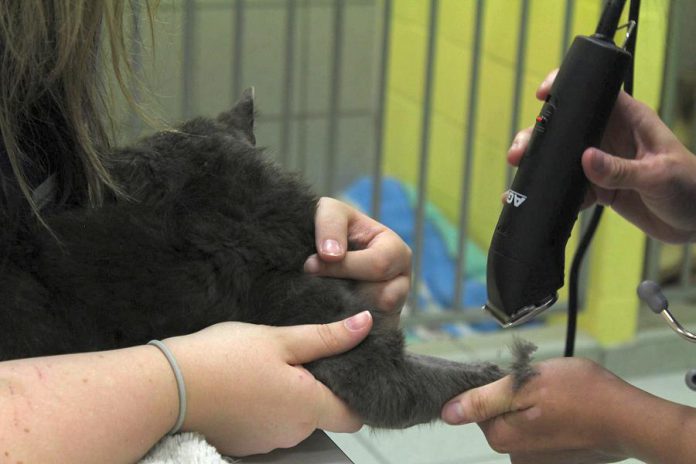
[0,0,156,220]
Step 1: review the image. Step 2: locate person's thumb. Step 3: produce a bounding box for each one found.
[582,147,650,191]
[280,311,373,365]
[441,375,516,424]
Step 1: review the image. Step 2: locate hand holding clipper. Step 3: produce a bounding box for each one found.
[485,0,633,327]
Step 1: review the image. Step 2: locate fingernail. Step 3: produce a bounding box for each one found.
[344,311,371,331]
[591,150,607,174]
[509,132,527,151]
[304,255,320,273]
[321,239,342,256]
[442,401,467,424]
[509,136,521,151]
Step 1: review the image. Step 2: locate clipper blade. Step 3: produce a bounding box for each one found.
[484,293,558,328]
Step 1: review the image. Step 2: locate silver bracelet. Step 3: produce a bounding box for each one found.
[148,340,187,435]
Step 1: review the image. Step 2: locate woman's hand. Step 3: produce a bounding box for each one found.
[166,311,373,457]
[305,197,411,315]
[441,357,696,464]
[508,70,696,243]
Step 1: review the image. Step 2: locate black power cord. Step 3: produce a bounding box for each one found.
[564,0,640,357]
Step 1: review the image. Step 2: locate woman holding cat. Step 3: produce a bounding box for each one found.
[442,70,696,464]
[0,1,411,462]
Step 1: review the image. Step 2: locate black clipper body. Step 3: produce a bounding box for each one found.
[485,32,631,327]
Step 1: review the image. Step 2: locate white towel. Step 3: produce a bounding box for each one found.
[140,432,238,464]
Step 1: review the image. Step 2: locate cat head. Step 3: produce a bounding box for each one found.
[217,87,256,146]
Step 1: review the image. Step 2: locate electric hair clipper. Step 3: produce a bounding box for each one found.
[484,0,633,327]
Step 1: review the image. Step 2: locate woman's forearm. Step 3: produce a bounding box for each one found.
[0,345,177,464]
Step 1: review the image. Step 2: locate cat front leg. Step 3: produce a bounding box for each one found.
[304,316,513,429]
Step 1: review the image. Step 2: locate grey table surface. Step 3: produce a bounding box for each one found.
[241,431,354,463]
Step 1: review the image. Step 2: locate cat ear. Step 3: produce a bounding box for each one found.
[218,87,256,146]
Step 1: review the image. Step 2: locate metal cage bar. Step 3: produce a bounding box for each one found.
[370,0,392,221]
[409,0,439,312]
[298,1,312,175]
[182,0,196,119]
[280,0,297,168]
[561,0,575,58]
[506,0,530,187]
[646,0,680,290]
[453,0,485,312]
[325,0,346,196]
[232,0,245,100]
[128,0,144,137]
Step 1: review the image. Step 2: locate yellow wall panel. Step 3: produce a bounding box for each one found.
[393,0,429,26]
[388,20,429,101]
[438,0,475,48]
[433,15,473,126]
[383,92,422,187]
[425,115,465,220]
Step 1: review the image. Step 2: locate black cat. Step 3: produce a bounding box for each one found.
[0,90,531,428]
